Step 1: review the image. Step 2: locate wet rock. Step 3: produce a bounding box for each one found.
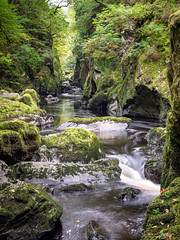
[0,161,10,184]
[56,183,95,193]
[144,127,166,184]
[0,120,41,165]
[45,95,59,104]
[122,85,170,121]
[68,86,83,95]
[8,158,121,185]
[62,80,72,92]
[144,159,162,184]
[57,117,131,137]
[87,91,107,113]
[86,220,108,240]
[39,128,104,164]
[0,181,63,240]
[107,99,118,116]
[115,187,142,201]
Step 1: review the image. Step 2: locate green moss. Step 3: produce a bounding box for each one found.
[41,128,104,163]
[0,181,62,239]
[21,89,39,104]
[135,53,170,100]
[142,177,180,240]
[58,183,95,192]
[147,127,166,144]
[68,116,131,124]
[0,120,41,165]
[0,90,41,121]
[9,158,121,183]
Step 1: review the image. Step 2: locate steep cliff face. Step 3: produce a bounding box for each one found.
[73,0,178,120]
[161,10,180,189]
[142,10,180,240]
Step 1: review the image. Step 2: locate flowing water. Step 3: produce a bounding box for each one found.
[40,93,161,240]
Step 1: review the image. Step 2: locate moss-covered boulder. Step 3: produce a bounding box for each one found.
[57,117,131,136]
[115,187,142,201]
[142,177,180,240]
[40,128,104,163]
[0,89,46,123]
[144,127,166,184]
[7,158,121,184]
[67,116,131,124]
[0,120,41,165]
[20,89,39,105]
[161,10,180,188]
[0,181,63,240]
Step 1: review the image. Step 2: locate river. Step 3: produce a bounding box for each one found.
[40,92,160,240]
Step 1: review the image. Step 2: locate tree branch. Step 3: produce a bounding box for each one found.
[53,0,69,14]
[94,0,107,8]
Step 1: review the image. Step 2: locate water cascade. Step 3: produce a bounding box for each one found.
[40,93,161,240]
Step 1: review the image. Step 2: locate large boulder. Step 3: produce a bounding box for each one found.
[39,128,104,163]
[0,181,63,240]
[0,120,41,165]
[57,117,131,139]
[7,158,121,185]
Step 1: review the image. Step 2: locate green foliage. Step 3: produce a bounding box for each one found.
[0,0,67,94]
[0,0,27,46]
[16,44,42,78]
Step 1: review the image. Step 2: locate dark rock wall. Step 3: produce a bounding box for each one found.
[161,10,180,189]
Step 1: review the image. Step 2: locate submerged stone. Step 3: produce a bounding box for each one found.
[56,183,95,193]
[86,220,109,240]
[40,128,104,163]
[0,120,41,165]
[115,187,142,201]
[0,181,63,240]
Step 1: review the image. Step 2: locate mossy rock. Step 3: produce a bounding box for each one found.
[57,183,95,193]
[88,90,107,111]
[41,128,104,163]
[21,89,39,104]
[0,120,41,165]
[19,93,36,107]
[144,127,166,184]
[147,127,166,145]
[0,181,62,240]
[68,116,131,124]
[0,89,41,122]
[144,159,162,184]
[115,187,142,201]
[142,177,180,240]
[7,158,121,184]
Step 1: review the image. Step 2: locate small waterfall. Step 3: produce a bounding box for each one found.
[107,153,160,196]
